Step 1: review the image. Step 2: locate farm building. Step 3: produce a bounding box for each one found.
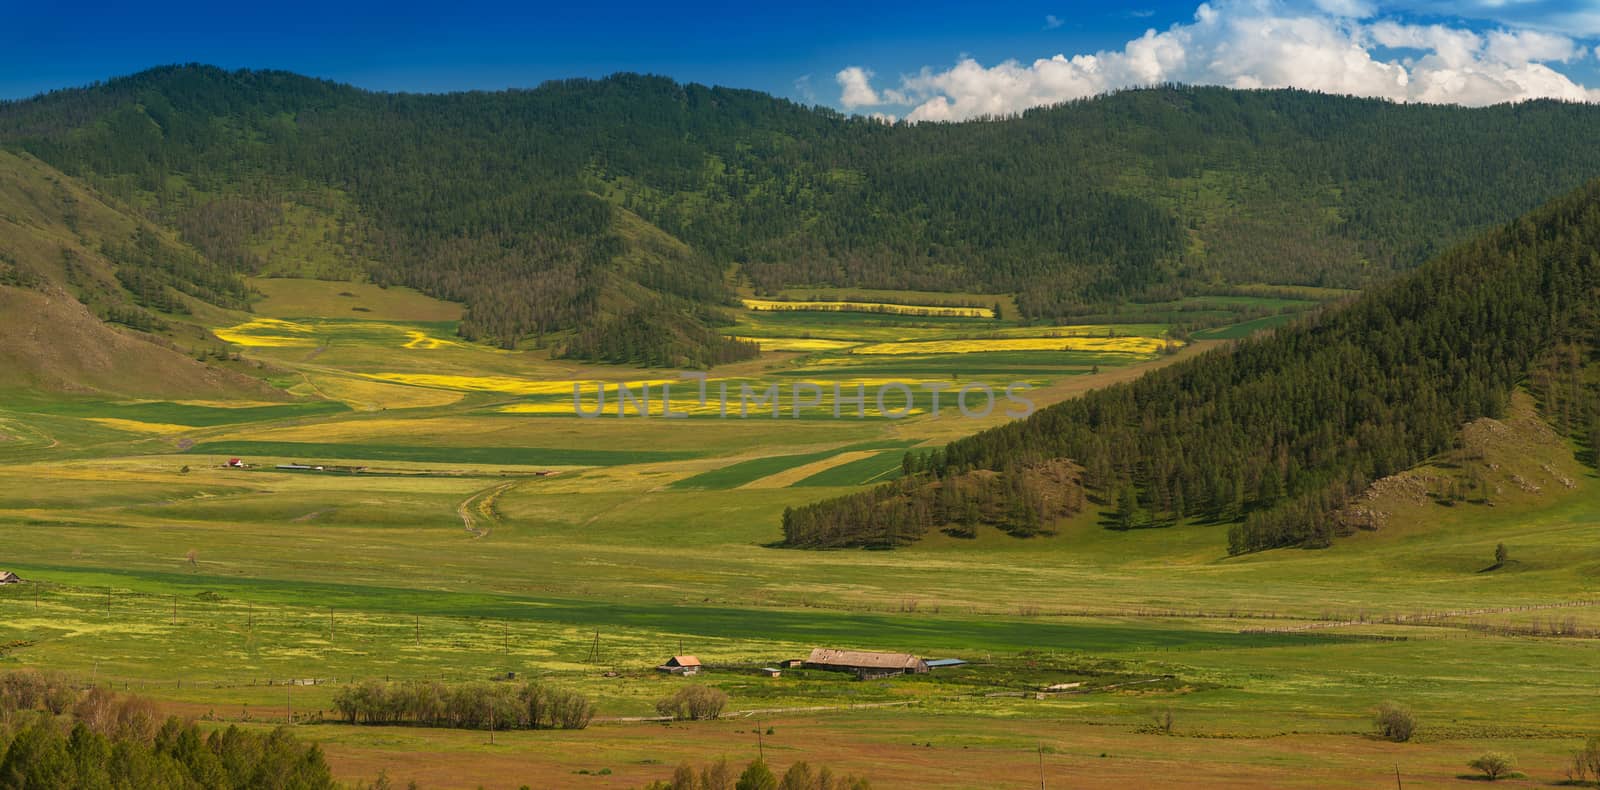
[760,667,782,678]
[0,570,21,584]
[656,655,702,676]
[925,658,968,669]
[804,648,928,679]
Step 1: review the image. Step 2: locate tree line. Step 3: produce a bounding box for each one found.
[0,670,338,789]
[331,678,593,731]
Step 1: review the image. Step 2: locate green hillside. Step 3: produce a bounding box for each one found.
[6,66,1600,362]
[0,149,282,398]
[789,179,1600,552]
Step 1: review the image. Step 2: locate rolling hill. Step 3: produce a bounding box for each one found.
[787,179,1600,552]
[0,148,280,398]
[6,66,1600,366]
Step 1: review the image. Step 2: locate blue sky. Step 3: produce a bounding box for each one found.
[3,1,1597,114]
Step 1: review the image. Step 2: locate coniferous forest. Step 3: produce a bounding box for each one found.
[7,66,1600,360]
[787,180,1600,552]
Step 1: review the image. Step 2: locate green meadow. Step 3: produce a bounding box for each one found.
[4,279,1595,787]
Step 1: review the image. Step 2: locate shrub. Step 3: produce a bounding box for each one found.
[1572,736,1600,784]
[655,685,728,721]
[1374,701,1416,742]
[1468,752,1513,780]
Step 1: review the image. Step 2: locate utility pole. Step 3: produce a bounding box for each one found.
[172,594,177,625]
[1038,742,1046,790]
[415,615,421,645]
[248,602,253,631]
[286,685,292,725]
[1394,764,1402,789]
[329,607,335,640]
[756,720,764,760]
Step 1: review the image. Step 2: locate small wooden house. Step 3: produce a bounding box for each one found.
[656,655,702,676]
[0,570,21,584]
[760,667,782,678]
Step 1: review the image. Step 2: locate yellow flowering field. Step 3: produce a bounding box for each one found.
[741,298,994,318]
[850,336,1175,355]
[213,318,318,347]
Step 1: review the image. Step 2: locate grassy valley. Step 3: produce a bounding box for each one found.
[1,67,1600,789]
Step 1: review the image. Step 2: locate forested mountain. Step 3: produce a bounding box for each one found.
[784,180,1600,552]
[5,65,1600,360]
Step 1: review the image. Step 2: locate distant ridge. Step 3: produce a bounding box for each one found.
[4,65,1600,365]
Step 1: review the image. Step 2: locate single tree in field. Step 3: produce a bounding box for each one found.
[1493,543,1509,567]
[1374,701,1416,742]
[1468,752,1513,781]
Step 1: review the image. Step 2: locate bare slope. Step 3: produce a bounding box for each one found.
[0,150,280,398]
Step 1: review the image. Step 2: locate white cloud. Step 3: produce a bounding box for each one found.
[1483,29,1580,64]
[1045,14,1065,30]
[835,67,881,107]
[836,0,1600,121]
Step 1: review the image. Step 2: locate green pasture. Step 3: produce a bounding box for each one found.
[1192,312,1305,339]
[11,397,348,427]
[183,440,698,467]
[669,440,918,490]
[790,450,906,487]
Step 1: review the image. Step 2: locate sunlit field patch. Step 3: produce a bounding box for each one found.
[726,335,860,352]
[741,298,994,318]
[214,317,318,347]
[365,373,679,396]
[84,417,196,434]
[302,374,466,410]
[400,330,463,350]
[852,336,1176,355]
[215,318,472,351]
[491,378,961,419]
